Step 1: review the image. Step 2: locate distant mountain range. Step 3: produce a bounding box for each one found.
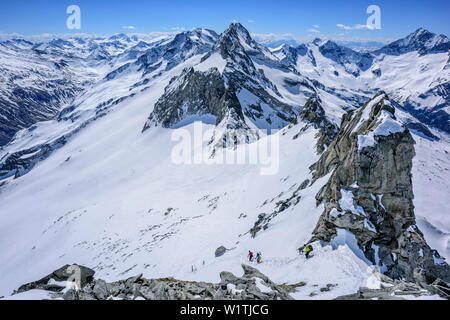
[1,27,448,146]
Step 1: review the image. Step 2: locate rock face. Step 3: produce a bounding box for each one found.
[142,67,243,130]
[307,92,450,286]
[12,264,294,300]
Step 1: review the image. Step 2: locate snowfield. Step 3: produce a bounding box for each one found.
[0,25,449,300]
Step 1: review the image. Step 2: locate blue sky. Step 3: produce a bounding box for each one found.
[0,0,449,41]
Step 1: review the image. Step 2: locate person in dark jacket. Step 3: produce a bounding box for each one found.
[248,250,254,262]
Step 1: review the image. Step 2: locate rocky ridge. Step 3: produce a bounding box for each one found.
[11,264,294,300]
[9,263,448,300]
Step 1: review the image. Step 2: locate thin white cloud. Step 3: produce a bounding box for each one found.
[336,24,352,30]
[171,27,186,31]
[354,24,370,30]
[337,23,371,30]
[313,25,320,29]
[308,29,321,34]
[122,26,136,30]
[248,20,256,23]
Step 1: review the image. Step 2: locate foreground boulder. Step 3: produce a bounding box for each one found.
[13,264,95,294]
[335,269,449,300]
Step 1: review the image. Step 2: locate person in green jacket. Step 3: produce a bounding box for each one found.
[304,244,313,259]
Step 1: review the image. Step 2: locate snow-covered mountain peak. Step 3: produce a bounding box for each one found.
[223,22,253,42]
[318,40,374,76]
[215,22,262,55]
[108,33,133,42]
[312,38,323,46]
[374,28,450,55]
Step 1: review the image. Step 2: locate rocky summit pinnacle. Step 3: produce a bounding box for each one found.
[308,92,450,285]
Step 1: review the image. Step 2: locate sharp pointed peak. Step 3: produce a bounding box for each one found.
[411,27,430,35]
[312,38,324,46]
[228,22,247,30]
[223,22,252,37]
[216,22,255,51]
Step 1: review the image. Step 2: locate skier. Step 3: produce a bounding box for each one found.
[248,250,254,262]
[303,244,313,259]
[256,252,262,264]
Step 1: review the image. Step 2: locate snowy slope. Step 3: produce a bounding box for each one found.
[0,24,449,300]
[0,80,371,299]
[412,133,450,262]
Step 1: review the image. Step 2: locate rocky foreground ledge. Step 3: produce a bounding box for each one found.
[11,264,295,300]
[7,264,449,300]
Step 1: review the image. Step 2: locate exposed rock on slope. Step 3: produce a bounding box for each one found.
[143,67,244,130]
[11,264,294,300]
[307,92,450,286]
[319,40,374,76]
[294,98,338,154]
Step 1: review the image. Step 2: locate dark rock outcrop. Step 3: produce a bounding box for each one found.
[215,246,227,257]
[142,67,243,130]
